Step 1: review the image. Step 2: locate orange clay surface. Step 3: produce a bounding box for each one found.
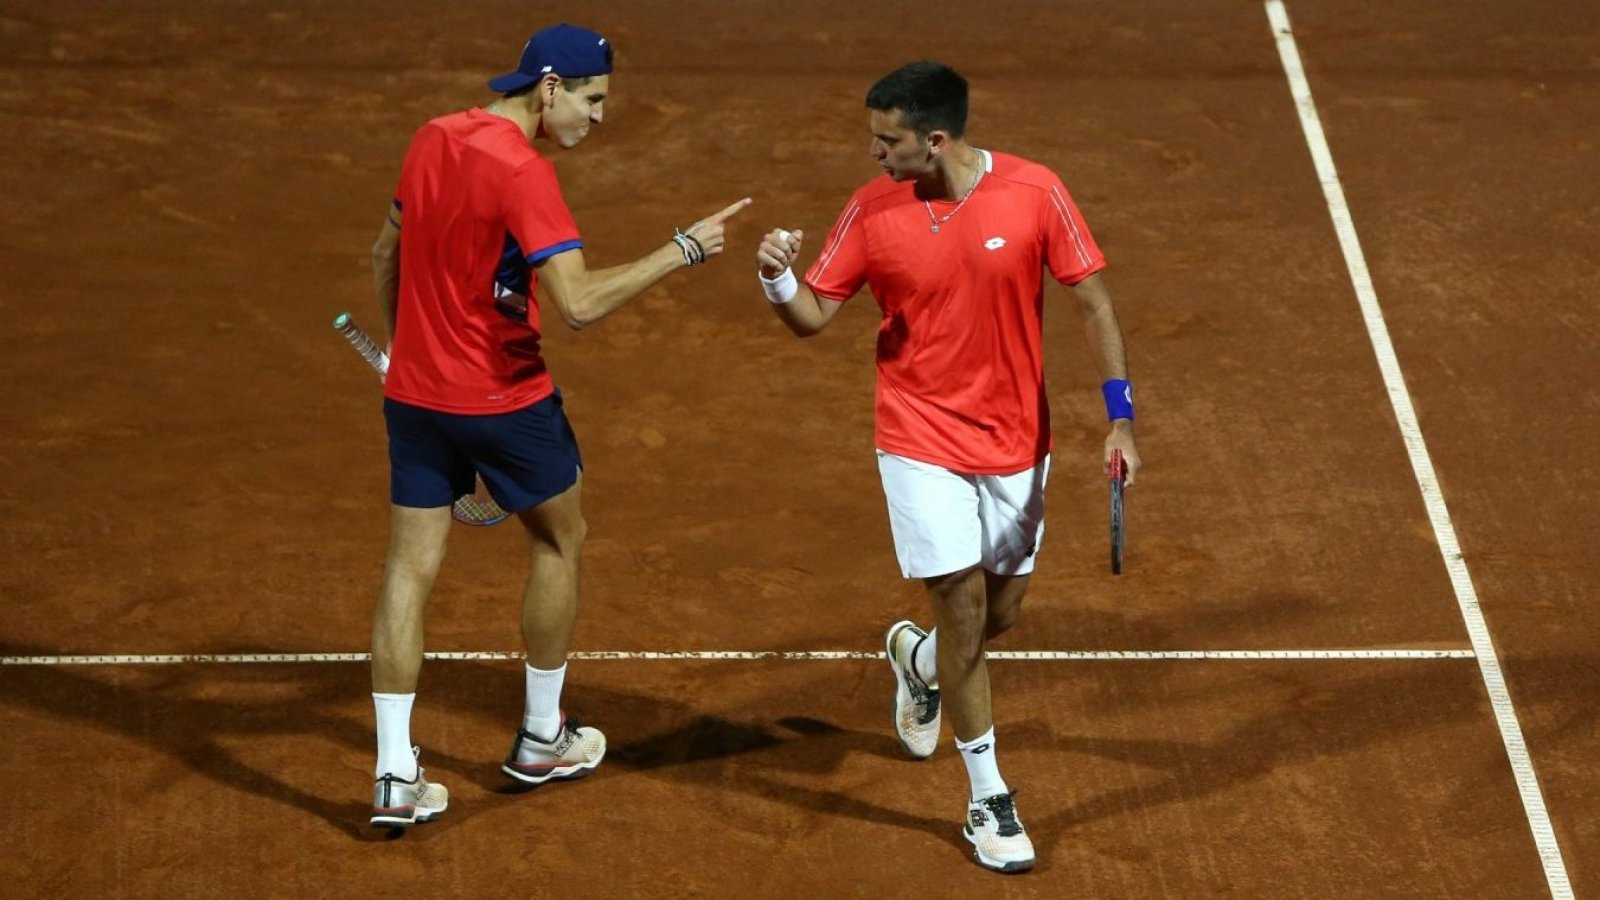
[2,0,1595,896]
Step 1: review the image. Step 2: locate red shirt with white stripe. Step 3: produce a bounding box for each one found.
[805,150,1106,473]
[385,109,584,414]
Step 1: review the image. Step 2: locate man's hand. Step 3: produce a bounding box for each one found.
[1105,424,1141,487]
[758,228,804,278]
[681,197,753,260]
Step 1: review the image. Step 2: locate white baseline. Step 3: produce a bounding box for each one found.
[1,648,1474,666]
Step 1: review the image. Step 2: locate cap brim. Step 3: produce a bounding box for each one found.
[487,72,539,93]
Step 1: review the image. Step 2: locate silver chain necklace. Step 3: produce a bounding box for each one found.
[923,156,983,234]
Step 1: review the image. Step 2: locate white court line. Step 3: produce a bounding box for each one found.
[1264,3,1571,897]
[0,648,1475,666]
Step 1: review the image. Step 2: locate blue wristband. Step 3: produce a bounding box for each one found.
[1102,379,1134,421]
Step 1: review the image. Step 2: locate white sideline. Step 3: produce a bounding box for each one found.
[0,648,1475,666]
[1264,3,1571,896]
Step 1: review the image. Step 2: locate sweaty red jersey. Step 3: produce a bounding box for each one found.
[385,109,583,414]
[804,150,1106,473]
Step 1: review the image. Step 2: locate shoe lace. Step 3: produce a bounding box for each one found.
[516,716,582,755]
[908,679,941,725]
[899,635,941,725]
[982,793,1023,837]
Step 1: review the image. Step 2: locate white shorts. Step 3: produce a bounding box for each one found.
[876,450,1050,580]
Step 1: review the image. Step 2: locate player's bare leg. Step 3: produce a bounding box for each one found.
[372,505,453,693]
[516,474,586,668]
[983,571,1030,639]
[924,565,992,740]
[926,564,1034,872]
[502,474,606,785]
[369,504,452,827]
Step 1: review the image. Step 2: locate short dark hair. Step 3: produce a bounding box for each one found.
[503,75,596,100]
[865,61,968,139]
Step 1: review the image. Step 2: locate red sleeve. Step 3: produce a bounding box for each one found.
[1040,176,1105,286]
[505,158,583,264]
[803,197,869,302]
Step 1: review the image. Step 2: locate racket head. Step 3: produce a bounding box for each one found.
[1109,449,1126,575]
[451,481,511,527]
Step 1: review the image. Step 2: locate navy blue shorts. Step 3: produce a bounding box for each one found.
[384,390,582,514]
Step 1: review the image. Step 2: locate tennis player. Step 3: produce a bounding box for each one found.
[366,23,749,827]
[753,61,1141,871]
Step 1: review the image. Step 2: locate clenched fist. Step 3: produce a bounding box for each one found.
[758,228,804,278]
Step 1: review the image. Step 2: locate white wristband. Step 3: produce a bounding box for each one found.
[760,267,798,305]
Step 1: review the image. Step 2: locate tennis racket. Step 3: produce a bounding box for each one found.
[333,312,511,527]
[1109,448,1126,575]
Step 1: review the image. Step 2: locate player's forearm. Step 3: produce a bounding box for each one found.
[770,283,832,337]
[1084,309,1135,432]
[1083,307,1128,382]
[373,246,400,343]
[562,243,686,329]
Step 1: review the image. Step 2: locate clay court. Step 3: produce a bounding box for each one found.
[2,0,1596,896]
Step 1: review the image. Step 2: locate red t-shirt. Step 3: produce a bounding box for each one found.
[384,109,583,414]
[805,150,1106,473]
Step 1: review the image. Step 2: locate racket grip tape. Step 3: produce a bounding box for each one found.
[333,312,390,378]
[1109,448,1126,482]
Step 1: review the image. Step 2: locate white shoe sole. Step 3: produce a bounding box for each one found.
[964,826,1036,873]
[370,804,445,827]
[501,750,605,786]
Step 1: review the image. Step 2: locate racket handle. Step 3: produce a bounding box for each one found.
[1109,448,1126,481]
[333,312,389,379]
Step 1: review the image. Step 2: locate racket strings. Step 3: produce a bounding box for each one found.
[453,494,510,526]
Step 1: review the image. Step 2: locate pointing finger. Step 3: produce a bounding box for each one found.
[706,197,753,225]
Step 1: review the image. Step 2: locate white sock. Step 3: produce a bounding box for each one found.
[913,628,938,688]
[523,662,567,741]
[373,692,418,780]
[956,727,1008,801]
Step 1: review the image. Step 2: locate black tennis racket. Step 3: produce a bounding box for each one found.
[1109,448,1126,575]
[333,312,511,527]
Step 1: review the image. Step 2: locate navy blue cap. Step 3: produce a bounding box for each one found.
[488,24,613,93]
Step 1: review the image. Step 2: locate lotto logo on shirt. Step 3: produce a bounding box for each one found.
[984,237,1007,251]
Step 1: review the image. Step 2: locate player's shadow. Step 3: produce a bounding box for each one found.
[0,646,420,840]
[1026,655,1543,857]
[0,644,943,842]
[431,658,955,841]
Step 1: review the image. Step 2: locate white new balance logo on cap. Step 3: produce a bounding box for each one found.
[984,237,1006,251]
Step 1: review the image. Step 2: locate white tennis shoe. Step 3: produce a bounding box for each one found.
[965,792,1035,873]
[370,747,449,828]
[502,713,607,785]
[885,620,941,758]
